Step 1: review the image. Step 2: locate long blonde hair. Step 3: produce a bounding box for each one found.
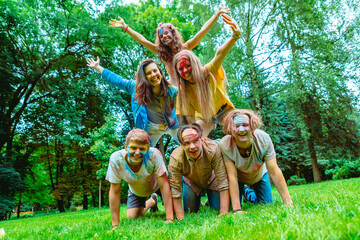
[173,50,216,121]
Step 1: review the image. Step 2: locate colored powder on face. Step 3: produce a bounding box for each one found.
[182,128,199,142]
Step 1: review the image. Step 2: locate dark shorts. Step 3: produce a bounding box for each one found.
[127,189,162,209]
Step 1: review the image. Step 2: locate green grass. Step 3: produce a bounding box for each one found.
[1,178,360,240]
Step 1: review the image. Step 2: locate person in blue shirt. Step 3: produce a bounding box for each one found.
[87,57,179,147]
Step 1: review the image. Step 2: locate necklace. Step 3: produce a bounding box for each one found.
[239,144,252,158]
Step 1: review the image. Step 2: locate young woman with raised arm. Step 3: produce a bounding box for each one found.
[108,5,230,85]
[173,14,240,138]
[87,57,178,147]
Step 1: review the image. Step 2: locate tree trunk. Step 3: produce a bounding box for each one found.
[16,192,22,219]
[82,194,88,210]
[57,199,65,213]
[99,179,102,209]
[307,137,322,182]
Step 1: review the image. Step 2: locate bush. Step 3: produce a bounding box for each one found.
[287,175,306,185]
[325,157,360,180]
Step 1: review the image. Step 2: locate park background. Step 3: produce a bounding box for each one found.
[0,0,359,238]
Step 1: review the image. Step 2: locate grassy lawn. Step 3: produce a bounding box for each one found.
[1,178,359,240]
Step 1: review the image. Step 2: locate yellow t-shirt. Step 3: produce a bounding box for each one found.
[176,59,235,119]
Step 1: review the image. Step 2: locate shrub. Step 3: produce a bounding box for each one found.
[325,157,360,180]
[287,175,306,185]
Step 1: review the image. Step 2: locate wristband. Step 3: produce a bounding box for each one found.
[124,24,129,33]
[232,33,240,40]
[233,209,242,213]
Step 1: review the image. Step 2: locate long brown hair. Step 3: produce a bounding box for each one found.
[134,59,170,105]
[173,50,216,121]
[156,23,184,62]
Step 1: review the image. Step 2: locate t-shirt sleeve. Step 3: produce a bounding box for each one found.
[105,152,122,183]
[263,134,276,162]
[205,60,225,84]
[151,149,167,177]
[219,136,235,163]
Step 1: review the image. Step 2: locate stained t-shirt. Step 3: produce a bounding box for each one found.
[106,148,167,197]
[219,129,276,185]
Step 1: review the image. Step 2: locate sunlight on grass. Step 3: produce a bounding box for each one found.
[0,178,359,239]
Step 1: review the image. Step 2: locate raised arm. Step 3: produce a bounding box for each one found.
[184,5,230,50]
[87,56,104,74]
[109,182,121,229]
[109,17,157,54]
[156,173,174,222]
[210,14,241,71]
[266,158,293,206]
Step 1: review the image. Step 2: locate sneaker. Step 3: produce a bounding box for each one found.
[150,193,159,213]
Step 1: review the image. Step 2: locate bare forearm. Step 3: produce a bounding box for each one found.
[93,65,104,74]
[219,190,230,214]
[126,27,157,54]
[270,169,293,205]
[109,190,121,226]
[229,179,241,210]
[173,197,185,220]
[160,185,174,220]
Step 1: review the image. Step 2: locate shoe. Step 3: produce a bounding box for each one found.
[150,193,159,213]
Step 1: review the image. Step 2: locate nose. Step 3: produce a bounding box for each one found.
[238,126,244,132]
[190,143,196,149]
[135,149,140,155]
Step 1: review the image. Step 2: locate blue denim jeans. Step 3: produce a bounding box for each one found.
[182,178,220,213]
[239,172,273,204]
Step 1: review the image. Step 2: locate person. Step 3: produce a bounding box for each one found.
[106,129,174,228]
[173,14,240,137]
[108,5,230,85]
[219,109,293,213]
[168,123,230,220]
[87,57,178,147]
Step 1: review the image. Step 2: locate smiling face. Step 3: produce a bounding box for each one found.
[158,27,173,46]
[233,114,252,148]
[126,141,149,168]
[144,63,162,87]
[181,128,202,159]
[176,57,193,83]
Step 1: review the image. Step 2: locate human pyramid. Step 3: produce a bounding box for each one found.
[86,5,293,229]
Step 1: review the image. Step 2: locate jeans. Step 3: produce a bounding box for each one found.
[239,172,273,204]
[182,178,220,213]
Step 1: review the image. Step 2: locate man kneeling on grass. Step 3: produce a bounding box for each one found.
[106,129,174,228]
[168,123,230,220]
[219,109,293,214]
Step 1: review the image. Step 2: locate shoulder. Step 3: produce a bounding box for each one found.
[149,147,163,160]
[202,138,220,156]
[110,149,126,163]
[219,135,233,151]
[253,129,272,146]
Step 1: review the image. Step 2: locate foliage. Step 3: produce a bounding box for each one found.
[286,175,306,186]
[325,158,360,180]
[0,178,359,239]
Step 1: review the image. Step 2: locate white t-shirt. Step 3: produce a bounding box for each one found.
[219,129,276,185]
[106,147,167,197]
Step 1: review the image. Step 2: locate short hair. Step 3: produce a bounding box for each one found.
[125,129,150,146]
[222,109,262,136]
[177,123,203,145]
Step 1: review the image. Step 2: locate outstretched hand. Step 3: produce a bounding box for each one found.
[221,14,241,38]
[86,56,100,69]
[109,16,127,29]
[217,4,230,15]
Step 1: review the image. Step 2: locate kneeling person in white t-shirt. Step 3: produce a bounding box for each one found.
[106,129,174,228]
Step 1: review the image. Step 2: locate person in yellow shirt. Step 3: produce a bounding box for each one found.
[173,14,240,137]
